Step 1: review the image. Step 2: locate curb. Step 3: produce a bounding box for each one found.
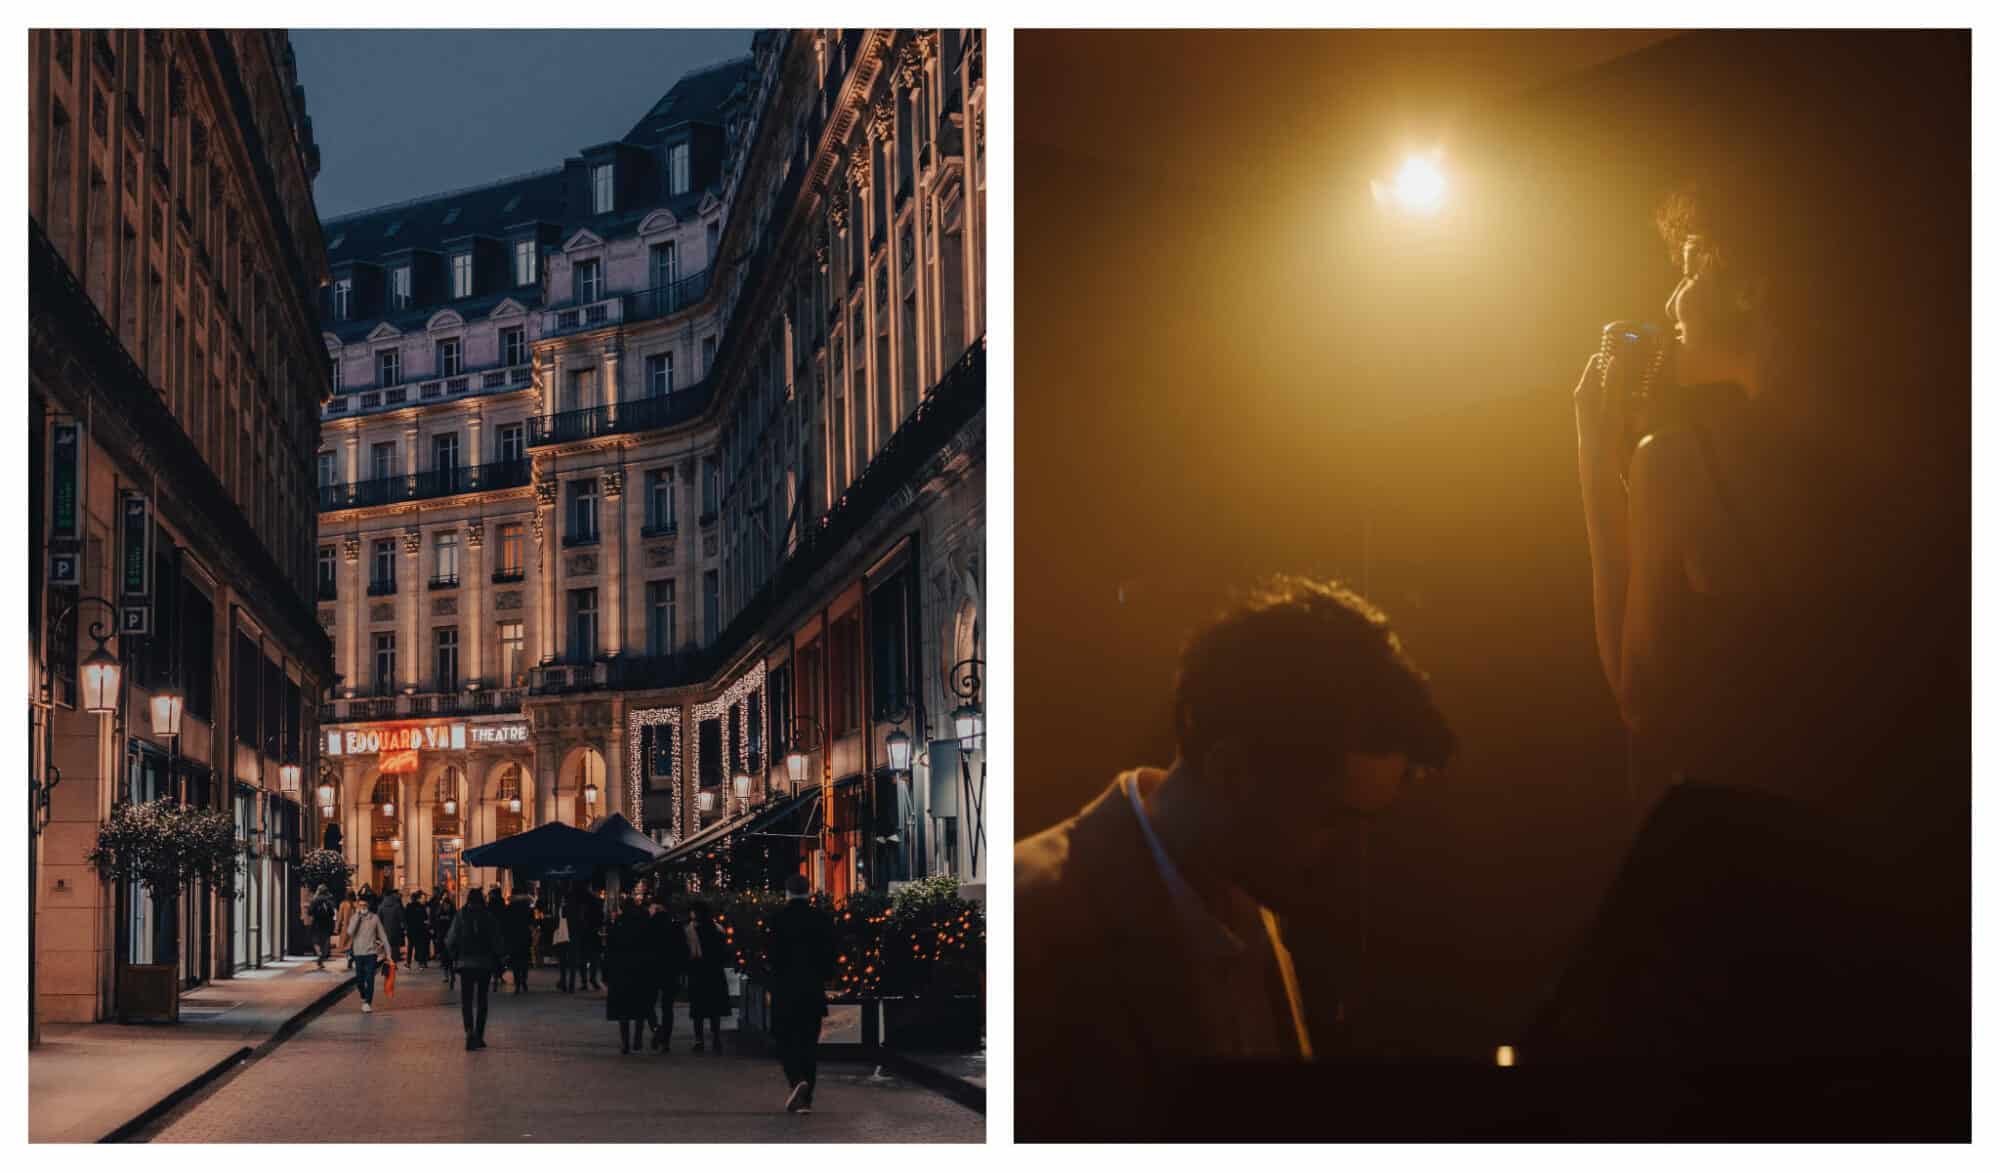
[876,1050,985,1115]
[99,975,356,1143]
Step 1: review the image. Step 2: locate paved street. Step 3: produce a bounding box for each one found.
[150,968,983,1142]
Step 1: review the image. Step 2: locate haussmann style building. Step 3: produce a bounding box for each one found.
[312,28,988,905]
[29,28,336,1030]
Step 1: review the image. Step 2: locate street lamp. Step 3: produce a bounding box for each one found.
[950,657,985,753]
[381,799,395,818]
[785,714,826,796]
[584,780,599,806]
[732,771,752,799]
[149,688,184,739]
[279,760,301,794]
[696,791,717,813]
[886,726,913,773]
[80,637,122,716]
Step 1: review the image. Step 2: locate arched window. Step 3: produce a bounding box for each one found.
[494,764,524,837]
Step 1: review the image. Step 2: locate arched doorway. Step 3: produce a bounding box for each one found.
[558,746,608,828]
[368,775,403,893]
[429,766,467,897]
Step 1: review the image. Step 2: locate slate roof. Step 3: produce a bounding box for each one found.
[323,167,567,269]
[323,287,539,344]
[623,55,754,144]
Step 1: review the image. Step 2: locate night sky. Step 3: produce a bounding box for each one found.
[291,29,754,220]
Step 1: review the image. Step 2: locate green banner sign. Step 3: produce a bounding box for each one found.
[50,421,79,541]
[120,491,151,600]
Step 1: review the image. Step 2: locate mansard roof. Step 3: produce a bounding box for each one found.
[326,287,546,345]
[322,168,567,268]
[623,54,754,144]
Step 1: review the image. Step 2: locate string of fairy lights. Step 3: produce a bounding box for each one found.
[625,707,684,842]
[687,661,767,825]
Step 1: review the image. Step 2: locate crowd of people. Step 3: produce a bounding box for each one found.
[302,873,836,1111]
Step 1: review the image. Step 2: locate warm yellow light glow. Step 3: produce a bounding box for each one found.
[1496,1044,1516,1067]
[1390,153,1448,214]
[150,691,184,738]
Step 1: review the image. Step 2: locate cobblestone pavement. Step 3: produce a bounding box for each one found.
[151,968,983,1143]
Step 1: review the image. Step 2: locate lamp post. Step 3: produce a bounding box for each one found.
[948,657,986,875]
[784,715,826,800]
[32,595,122,1047]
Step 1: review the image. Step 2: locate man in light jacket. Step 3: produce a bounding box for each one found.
[347,893,393,1013]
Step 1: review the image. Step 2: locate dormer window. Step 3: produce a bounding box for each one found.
[592,163,614,215]
[391,265,411,310]
[331,277,351,320]
[451,252,473,300]
[668,143,690,196]
[513,239,537,287]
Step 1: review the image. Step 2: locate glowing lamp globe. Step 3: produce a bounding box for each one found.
[785,749,810,785]
[319,803,335,819]
[443,796,458,816]
[380,800,395,818]
[696,791,716,813]
[1379,152,1448,216]
[886,728,913,773]
[279,761,301,792]
[390,836,402,852]
[732,772,752,798]
[80,643,122,716]
[150,690,184,738]
[316,781,336,806]
[508,795,522,814]
[584,781,599,805]
[953,702,984,753]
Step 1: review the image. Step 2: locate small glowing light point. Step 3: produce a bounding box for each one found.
[1377,152,1448,215]
[1496,1044,1516,1067]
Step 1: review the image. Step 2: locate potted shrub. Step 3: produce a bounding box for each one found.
[298,847,355,898]
[879,875,986,1051]
[87,798,241,1022]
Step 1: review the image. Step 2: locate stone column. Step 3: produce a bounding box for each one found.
[401,526,422,693]
[343,431,360,490]
[465,520,485,685]
[341,535,362,696]
[602,340,622,425]
[534,473,558,669]
[603,468,625,657]
[536,739,559,828]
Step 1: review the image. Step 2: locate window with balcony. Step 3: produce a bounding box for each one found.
[371,539,397,594]
[646,352,673,398]
[451,252,473,300]
[432,432,459,473]
[592,163,614,215]
[500,326,526,367]
[513,239,537,287]
[497,423,525,464]
[370,442,398,482]
[436,336,462,378]
[434,626,459,692]
[433,531,459,587]
[567,479,599,545]
[332,277,351,320]
[490,522,525,582]
[497,620,524,687]
[317,545,337,599]
[316,450,336,488]
[373,632,397,695]
[376,347,401,386]
[391,265,411,310]
[650,240,677,291]
[646,579,676,656]
[829,610,862,736]
[645,468,676,532]
[563,365,598,414]
[574,258,602,304]
[702,570,720,645]
[568,588,598,663]
[669,143,690,196]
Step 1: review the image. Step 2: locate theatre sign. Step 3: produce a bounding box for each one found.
[324,720,531,760]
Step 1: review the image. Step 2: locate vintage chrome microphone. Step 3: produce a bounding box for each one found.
[1598,320,1677,465]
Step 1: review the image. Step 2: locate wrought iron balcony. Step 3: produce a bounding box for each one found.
[540,269,712,340]
[527,650,720,696]
[321,687,525,724]
[428,573,460,590]
[527,381,712,447]
[366,578,397,597]
[490,567,526,584]
[319,459,533,512]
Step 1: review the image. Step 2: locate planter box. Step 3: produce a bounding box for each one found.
[117,963,179,1023]
[881,994,983,1052]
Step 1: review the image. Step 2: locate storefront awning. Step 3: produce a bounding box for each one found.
[646,787,820,872]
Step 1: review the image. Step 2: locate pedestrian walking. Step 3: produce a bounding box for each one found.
[407,890,432,968]
[433,888,458,988]
[336,891,358,970]
[308,884,338,970]
[554,885,580,993]
[444,888,506,1051]
[503,890,534,993]
[487,885,510,998]
[684,900,730,1054]
[379,888,408,964]
[645,895,689,1051]
[605,894,653,1054]
[581,887,606,990]
[347,893,393,1014]
[767,875,837,1113]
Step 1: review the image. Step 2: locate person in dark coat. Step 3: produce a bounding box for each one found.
[444,888,506,1050]
[684,900,731,1053]
[378,889,407,963]
[559,883,587,993]
[432,890,458,987]
[604,895,654,1053]
[407,890,432,968]
[644,894,689,1051]
[308,884,338,970]
[767,874,838,1112]
[502,891,535,992]
[486,885,511,997]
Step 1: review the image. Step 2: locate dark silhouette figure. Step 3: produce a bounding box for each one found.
[683,901,730,1053]
[604,895,653,1053]
[767,875,837,1113]
[444,888,505,1050]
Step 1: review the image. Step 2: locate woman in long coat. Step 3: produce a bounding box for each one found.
[603,895,654,1053]
[431,890,458,986]
[684,901,731,1053]
[406,890,433,968]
